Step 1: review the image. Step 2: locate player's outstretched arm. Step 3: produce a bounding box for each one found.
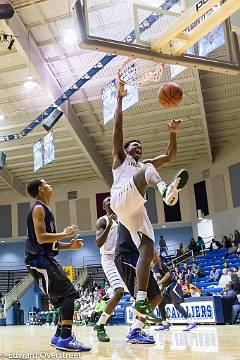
[112,81,127,169]
[33,205,79,244]
[96,215,114,248]
[142,119,181,168]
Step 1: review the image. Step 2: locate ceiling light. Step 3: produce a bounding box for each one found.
[24,75,37,90]
[64,28,77,45]
[0,113,5,121]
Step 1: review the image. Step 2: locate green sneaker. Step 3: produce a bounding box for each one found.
[94,324,110,342]
[132,299,162,321]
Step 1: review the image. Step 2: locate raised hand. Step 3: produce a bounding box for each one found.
[168,119,182,133]
[118,80,127,98]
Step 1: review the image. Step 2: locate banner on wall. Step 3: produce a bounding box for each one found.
[44,130,55,166]
[33,140,43,172]
[127,300,218,324]
[166,300,216,323]
[63,266,74,283]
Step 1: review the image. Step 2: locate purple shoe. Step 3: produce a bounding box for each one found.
[155,324,170,331]
[56,335,91,352]
[183,323,197,331]
[50,335,59,347]
[126,328,155,344]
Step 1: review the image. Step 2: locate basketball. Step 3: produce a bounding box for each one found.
[158,83,183,108]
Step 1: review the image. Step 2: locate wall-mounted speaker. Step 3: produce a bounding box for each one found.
[42,109,63,131]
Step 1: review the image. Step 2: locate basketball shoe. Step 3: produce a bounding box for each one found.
[183,322,197,331]
[126,328,155,344]
[50,335,59,347]
[94,324,110,342]
[131,298,161,321]
[56,335,91,352]
[155,323,170,331]
[163,169,189,206]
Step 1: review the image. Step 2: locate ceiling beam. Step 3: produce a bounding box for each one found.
[65,105,113,186]
[3,3,112,187]
[0,167,26,196]
[192,69,212,163]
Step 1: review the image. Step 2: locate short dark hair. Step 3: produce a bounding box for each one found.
[123,139,141,150]
[26,179,43,198]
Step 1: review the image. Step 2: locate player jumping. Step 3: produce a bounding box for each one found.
[110,81,188,318]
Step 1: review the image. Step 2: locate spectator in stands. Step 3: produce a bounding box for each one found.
[233,267,239,275]
[181,263,191,282]
[190,263,205,282]
[173,266,182,282]
[188,238,197,254]
[12,299,21,325]
[98,286,106,298]
[209,238,223,251]
[219,268,232,288]
[223,262,230,270]
[89,295,106,325]
[85,295,97,324]
[234,229,240,246]
[0,291,2,304]
[181,280,200,298]
[73,300,80,324]
[222,236,232,249]
[159,235,168,256]
[181,279,191,297]
[196,236,205,253]
[46,303,59,326]
[209,265,221,282]
[229,270,240,294]
[79,299,93,325]
[100,279,107,290]
[81,289,90,302]
[190,286,201,298]
[237,267,240,279]
[221,283,239,324]
[93,286,99,299]
[176,243,186,258]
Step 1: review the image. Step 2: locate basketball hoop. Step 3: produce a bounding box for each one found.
[118,57,165,88]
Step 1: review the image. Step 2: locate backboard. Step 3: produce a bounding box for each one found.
[73,0,240,75]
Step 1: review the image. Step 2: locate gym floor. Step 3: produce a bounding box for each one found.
[0,325,239,359]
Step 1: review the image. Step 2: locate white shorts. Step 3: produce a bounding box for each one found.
[101,254,125,290]
[111,178,155,248]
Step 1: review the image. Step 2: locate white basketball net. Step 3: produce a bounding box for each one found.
[118,57,164,88]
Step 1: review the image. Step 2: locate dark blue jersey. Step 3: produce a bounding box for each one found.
[153,263,176,287]
[25,200,59,259]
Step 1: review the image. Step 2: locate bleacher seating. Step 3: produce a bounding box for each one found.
[0,270,28,296]
[180,248,240,295]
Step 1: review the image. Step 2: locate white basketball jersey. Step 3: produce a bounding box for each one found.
[111,154,144,192]
[100,215,118,255]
